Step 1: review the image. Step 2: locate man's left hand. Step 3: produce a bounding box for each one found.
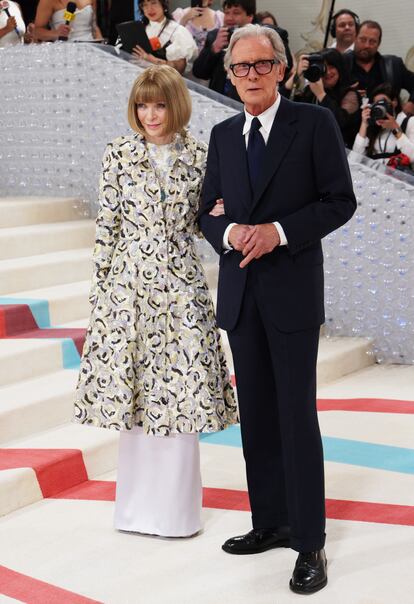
[239,224,280,269]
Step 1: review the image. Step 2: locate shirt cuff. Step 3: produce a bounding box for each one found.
[274,221,288,246]
[223,223,236,249]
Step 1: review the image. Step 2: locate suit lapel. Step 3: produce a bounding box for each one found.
[250,96,298,213]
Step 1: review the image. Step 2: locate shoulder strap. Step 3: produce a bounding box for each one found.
[400,115,411,134]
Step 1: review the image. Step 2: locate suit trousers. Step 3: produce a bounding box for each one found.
[227,271,326,553]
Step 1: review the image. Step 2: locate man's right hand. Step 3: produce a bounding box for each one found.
[228,224,254,251]
[212,27,230,54]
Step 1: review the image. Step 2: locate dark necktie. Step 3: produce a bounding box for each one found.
[247,117,266,192]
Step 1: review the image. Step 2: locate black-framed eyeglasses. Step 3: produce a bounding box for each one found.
[229,59,278,78]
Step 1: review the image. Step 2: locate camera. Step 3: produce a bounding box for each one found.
[369,99,393,125]
[226,26,236,39]
[303,53,326,82]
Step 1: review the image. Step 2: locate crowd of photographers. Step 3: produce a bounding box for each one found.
[2,0,414,170]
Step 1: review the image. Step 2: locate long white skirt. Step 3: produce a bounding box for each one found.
[114,426,202,537]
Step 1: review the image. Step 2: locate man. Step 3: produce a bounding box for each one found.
[199,25,356,595]
[344,20,414,115]
[192,0,255,100]
[329,8,359,54]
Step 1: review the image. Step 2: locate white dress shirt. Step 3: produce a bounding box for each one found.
[222,93,288,250]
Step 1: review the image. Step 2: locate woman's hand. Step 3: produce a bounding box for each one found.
[55,23,71,38]
[209,198,225,217]
[180,7,203,24]
[360,105,371,125]
[376,113,399,131]
[309,78,325,101]
[132,45,156,63]
[296,55,310,77]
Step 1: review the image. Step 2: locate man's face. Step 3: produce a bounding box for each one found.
[223,5,253,28]
[335,13,357,46]
[355,26,381,63]
[229,35,285,115]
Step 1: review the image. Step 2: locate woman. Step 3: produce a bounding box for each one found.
[74,65,237,537]
[256,10,277,26]
[34,0,102,42]
[132,0,197,75]
[172,0,223,53]
[0,0,25,47]
[285,48,360,148]
[353,83,414,168]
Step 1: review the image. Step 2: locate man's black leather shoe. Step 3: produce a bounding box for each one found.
[289,549,328,594]
[222,528,290,555]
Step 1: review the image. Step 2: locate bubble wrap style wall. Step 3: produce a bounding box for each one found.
[324,159,414,364]
[0,43,239,211]
[1,43,413,363]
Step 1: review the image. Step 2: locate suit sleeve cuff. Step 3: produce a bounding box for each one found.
[223,223,237,249]
[274,221,288,246]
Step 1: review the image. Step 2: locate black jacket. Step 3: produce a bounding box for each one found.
[199,97,356,331]
[344,52,414,102]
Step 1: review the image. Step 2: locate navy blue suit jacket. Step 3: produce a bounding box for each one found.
[199,96,357,332]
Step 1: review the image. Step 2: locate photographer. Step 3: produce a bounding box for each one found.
[353,83,414,168]
[192,0,255,99]
[285,48,361,147]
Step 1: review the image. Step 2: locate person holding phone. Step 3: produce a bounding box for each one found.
[132,0,197,74]
[192,0,255,98]
[172,0,224,53]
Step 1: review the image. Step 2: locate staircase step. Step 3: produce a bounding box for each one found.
[0,424,119,516]
[0,370,78,445]
[5,280,91,326]
[0,339,64,387]
[0,220,95,260]
[0,197,85,228]
[317,337,374,385]
[0,248,92,295]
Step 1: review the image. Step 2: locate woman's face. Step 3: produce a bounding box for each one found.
[137,100,173,144]
[260,17,276,26]
[322,63,339,89]
[141,0,165,22]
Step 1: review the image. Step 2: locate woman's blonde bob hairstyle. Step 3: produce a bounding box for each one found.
[128,65,192,137]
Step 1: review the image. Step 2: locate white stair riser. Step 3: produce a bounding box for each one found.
[0,223,95,260]
[0,341,64,387]
[0,198,84,228]
[0,257,92,295]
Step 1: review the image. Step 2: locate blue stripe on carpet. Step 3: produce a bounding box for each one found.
[200,427,414,475]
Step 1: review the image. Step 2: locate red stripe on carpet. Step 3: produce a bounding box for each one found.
[0,565,102,604]
[2,304,38,336]
[0,307,6,337]
[317,398,414,414]
[51,482,414,527]
[0,449,88,498]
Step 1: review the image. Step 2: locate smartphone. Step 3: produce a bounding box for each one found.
[191,0,203,7]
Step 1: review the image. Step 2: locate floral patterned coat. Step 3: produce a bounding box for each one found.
[73,131,238,435]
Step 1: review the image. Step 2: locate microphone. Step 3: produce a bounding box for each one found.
[58,1,77,41]
[0,0,21,38]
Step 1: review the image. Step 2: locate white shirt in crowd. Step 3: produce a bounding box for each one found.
[145,18,197,64]
[223,94,288,250]
[329,40,354,53]
[0,1,25,48]
[353,111,414,164]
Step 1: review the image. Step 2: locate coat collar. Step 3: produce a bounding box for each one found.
[125,129,197,167]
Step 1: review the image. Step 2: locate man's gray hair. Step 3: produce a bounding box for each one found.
[223,24,287,71]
